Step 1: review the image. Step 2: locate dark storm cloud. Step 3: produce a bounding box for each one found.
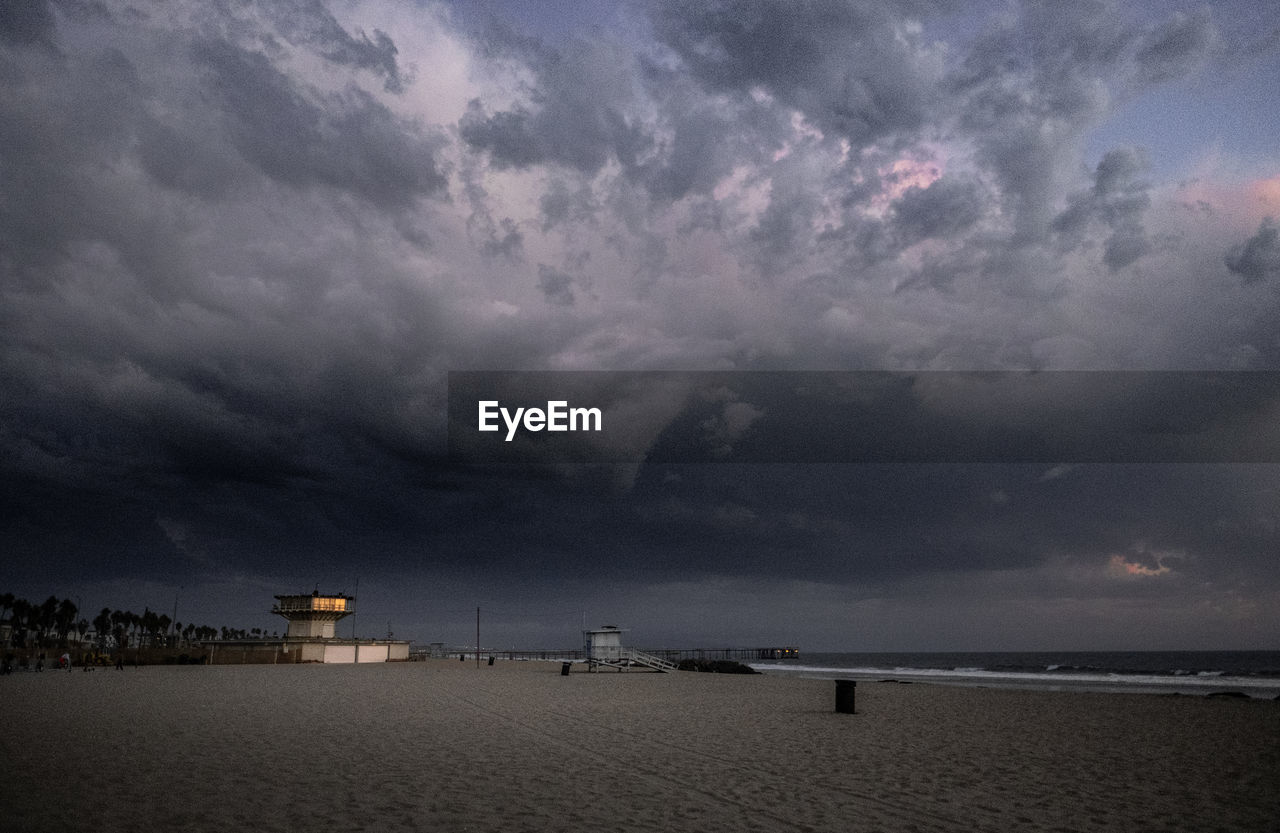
[1,2,460,595]
[0,0,56,48]
[339,460,1277,602]
[459,101,545,169]
[459,37,649,175]
[1,12,443,225]
[538,178,597,231]
[633,105,737,202]
[1133,9,1217,84]
[1225,219,1280,284]
[1052,148,1152,269]
[651,0,939,147]
[492,219,526,258]
[135,113,245,199]
[265,0,407,93]
[536,264,576,306]
[194,39,446,209]
[631,57,799,206]
[0,43,147,280]
[1093,146,1146,195]
[948,3,1218,244]
[890,177,985,247]
[748,153,823,272]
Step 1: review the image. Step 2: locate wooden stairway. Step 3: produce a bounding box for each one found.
[588,649,679,672]
[621,649,678,672]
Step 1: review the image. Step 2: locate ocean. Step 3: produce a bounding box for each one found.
[748,650,1280,698]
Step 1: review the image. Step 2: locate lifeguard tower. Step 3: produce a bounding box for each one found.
[272,590,355,638]
[582,624,676,672]
[203,591,409,665]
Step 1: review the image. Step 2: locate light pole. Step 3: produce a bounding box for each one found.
[172,588,180,645]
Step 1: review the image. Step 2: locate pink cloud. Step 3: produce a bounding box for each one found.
[1107,552,1173,578]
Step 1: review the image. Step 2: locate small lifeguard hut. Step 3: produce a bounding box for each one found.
[584,625,625,662]
[273,590,354,638]
[582,624,676,672]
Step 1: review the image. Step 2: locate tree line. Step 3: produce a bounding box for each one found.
[1,592,273,655]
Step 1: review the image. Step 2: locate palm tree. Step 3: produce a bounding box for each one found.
[127,611,141,649]
[0,592,13,627]
[93,608,112,650]
[157,614,172,647]
[37,596,58,647]
[9,598,31,648]
[55,598,77,646]
[110,610,129,650]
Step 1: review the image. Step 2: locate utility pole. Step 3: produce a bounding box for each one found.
[352,577,359,639]
[475,606,480,668]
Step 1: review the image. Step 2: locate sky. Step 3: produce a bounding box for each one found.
[2,0,1280,652]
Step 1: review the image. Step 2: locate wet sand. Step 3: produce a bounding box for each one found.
[2,659,1277,832]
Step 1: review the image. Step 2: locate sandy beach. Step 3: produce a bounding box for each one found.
[2,660,1276,832]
